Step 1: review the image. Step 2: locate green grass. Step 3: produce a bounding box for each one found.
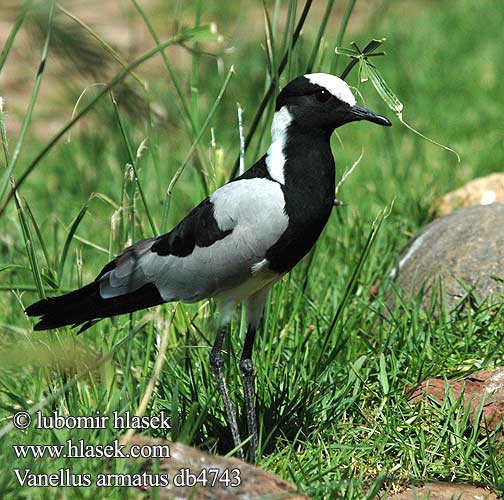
[1,0,504,498]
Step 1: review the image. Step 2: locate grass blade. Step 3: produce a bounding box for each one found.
[57,3,146,90]
[311,203,392,379]
[110,92,158,235]
[130,0,213,196]
[306,0,336,73]
[0,0,55,204]
[22,199,52,273]
[330,0,357,75]
[378,352,389,396]
[12,179,45,299]
[263,1,278,82]
[190,0,203,131]
[230,0,313,179]
[0,97,10,167]
[0,1,31,73]
[57,203,88,283]
[161,65,235,232]
[0,25,219,217]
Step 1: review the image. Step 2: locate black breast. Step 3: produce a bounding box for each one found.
[266,132,335,273]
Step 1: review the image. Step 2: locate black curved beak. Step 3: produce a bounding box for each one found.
[350,104,391,126]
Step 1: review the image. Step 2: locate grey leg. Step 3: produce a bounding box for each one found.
[210,325,244,461]
[240,286,271,463]
[239,324,258,463]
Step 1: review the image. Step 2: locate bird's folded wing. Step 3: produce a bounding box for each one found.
[97,177,289,303]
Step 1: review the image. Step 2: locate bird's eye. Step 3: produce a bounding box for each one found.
[315,89,331,103]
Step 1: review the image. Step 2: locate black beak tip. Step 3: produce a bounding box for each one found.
[377,115,392,127]
[350,104,392,127]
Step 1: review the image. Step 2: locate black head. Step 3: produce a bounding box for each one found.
[275,73,391,133]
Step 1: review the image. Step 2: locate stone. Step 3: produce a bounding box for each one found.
[120,434,309,499]
[408,368,504,433]
[433,173,504,216]
[383,482,499,499]
[390,203,504,312]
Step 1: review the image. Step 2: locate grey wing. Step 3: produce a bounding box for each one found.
[98,177,288,303]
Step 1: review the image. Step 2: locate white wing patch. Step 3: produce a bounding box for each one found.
[305,73,356,106]
[211,178,288,238]
[100,178,288,305]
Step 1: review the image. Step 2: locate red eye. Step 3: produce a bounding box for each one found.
[315,89,331,103]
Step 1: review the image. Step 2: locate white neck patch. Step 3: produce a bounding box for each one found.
[266,106,293,184]
[305,73,356,106]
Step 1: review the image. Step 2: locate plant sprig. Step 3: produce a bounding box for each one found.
[336,38,460,161]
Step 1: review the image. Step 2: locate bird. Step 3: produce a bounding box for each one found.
[25,72,391,463]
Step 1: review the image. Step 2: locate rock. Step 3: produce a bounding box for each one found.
[121,434,308,499]
[408,368,504,433]
[390,204,504,312]
[382,482,498,499]
[433,173,504,216]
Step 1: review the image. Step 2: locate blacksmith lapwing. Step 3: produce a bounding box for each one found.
[26,73,391,462]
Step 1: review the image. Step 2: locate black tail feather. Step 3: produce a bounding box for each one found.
[25,282,165,331]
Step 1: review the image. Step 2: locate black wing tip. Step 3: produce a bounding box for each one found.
[25,282,164,333]
[25,299,48,317]
[32,318,57,331]
[25,298,71,330]
[75,320,99,334]
[30,317,98,332]
[31,315,67,331]
[32,321,48,331]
